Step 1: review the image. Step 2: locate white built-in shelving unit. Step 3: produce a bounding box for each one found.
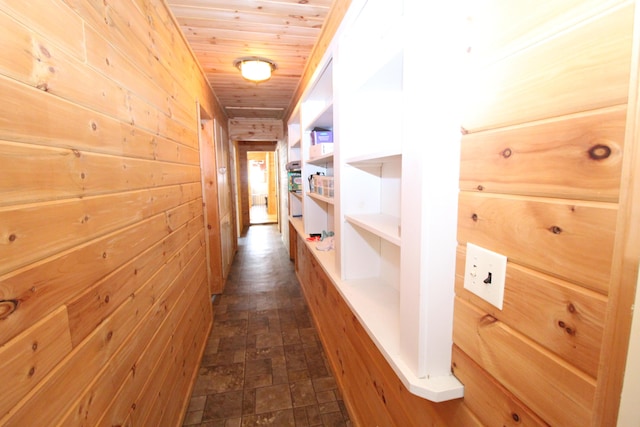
[287,0,465,402]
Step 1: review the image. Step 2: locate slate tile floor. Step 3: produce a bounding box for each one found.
[183,224,352,427]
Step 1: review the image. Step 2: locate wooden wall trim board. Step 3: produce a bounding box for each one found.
[593,1,640,423]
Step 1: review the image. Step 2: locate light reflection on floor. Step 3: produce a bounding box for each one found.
[250,204,277,225]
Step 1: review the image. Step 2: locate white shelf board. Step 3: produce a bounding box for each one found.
[289,138,301,149]
[308,192,335,205]
[304,102,334,130]
[307,152,334,165]
[339,278,463,401]
[345,150,401,167]
[344,213,401,246]
[291,191,302,200]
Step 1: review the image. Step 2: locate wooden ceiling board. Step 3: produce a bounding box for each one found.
[166,0,334,121]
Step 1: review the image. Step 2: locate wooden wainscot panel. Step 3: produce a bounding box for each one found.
[295,238,395,426]
[455,246,607,378]
[0,10,132,124]
[454,297,595,427]
[114,268,208,427]
[66,217,204,346]
[0,185,200,278]
[2,245,206,427]
[0,0,85,61]
[83,25,169,118]
[457,192,617,293]
[0,306,72,420]
[451,345,549,427]
[460,106,626,203]
[296,236,480,427]
[0,141,191,206]
[462,4,634,133]
[0,75,145,158]
[64,256,207,427]
[142,283,209,427]
[0,213,170,345]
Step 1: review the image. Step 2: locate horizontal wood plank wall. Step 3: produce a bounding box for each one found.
[0,0,225,425]
[456,1,635,426]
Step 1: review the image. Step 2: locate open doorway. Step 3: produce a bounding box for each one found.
[248,151,278,224]
[235,141,279,233]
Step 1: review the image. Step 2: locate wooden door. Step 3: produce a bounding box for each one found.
[198,117,223,294]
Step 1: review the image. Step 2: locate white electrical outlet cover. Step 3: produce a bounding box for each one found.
[463,243,507,310]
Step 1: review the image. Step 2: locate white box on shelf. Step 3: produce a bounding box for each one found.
[309,143,334,158]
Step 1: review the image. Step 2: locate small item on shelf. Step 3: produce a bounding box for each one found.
[309,142,333,158]
[288,170,302,192]
[315,230,335,251]
[286,160,301,170]
[308,172,324,193]
[310,127,333,145]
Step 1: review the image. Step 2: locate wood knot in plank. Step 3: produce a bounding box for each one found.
[501,148,512,158]
[0,299,19,320]
[558,320,576,336]
[479,314,497,327]
[588,144,611,161]
[549,225,562,234]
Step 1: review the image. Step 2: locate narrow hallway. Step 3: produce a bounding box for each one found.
[182,225,351,426]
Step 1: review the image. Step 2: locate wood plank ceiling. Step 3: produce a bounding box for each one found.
[166,0,334,120]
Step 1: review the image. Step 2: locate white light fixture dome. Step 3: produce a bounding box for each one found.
[234,57,277,83]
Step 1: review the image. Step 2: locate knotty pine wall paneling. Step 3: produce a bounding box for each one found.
[456,1,636,426]
[0,0,227,425]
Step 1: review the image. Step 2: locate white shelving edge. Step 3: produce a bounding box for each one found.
[307,152,334,165]
[308,192,335,205]
[291,219,464,402]
[344,213,401,246]
[345,150,401,166]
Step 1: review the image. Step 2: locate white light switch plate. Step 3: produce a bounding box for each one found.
[463,243,507,310]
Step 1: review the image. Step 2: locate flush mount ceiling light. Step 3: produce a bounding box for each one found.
[233,57,277,83]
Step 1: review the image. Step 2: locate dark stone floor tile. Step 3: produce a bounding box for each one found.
[242,388,256,416]
[254,384,292,414]
[244,357,268,373]
[241,409,295,427]
[203,390,243,421]
[290,379,317,408]
[312,376,337,392]
[318,400,340,415]
[316,389,336,404]
[321,411,349,427]
[255,332,283,349]
[192,363,244,395]
[287,368,311,383]
[246,345,285,362]
[218,335,247,352]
